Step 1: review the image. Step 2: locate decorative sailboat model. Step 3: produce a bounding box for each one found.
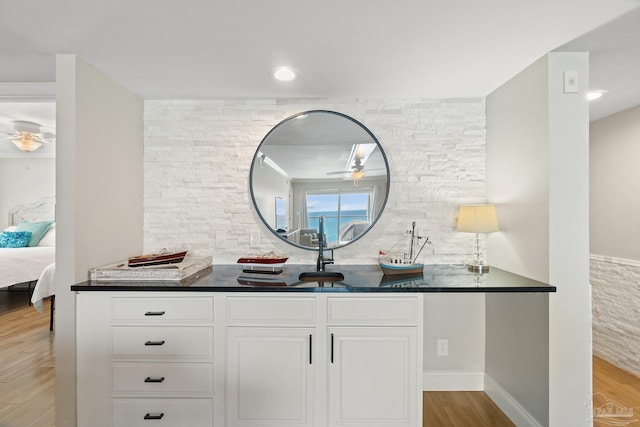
[379,222,431,276]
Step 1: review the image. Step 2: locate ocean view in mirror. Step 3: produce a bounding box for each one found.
[307,209,368,246]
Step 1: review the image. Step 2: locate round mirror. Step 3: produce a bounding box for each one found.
[250,110,390,250]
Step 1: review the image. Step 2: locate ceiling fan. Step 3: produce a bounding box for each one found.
[2,120,55,152]
[326,143,383,185]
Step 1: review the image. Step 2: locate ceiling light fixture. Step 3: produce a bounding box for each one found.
[273,66,297,82]
[4,121,54,152]
[346,143,376,171]
[12,132,42,152]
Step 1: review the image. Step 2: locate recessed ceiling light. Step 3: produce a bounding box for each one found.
[273,66,297,82]
[587,90,608,101]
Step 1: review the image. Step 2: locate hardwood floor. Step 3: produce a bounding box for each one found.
[0,289,55,427]
[423,391,514,426]
[1,288,639,427]
[592,357,640,427]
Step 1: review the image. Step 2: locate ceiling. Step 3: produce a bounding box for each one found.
[1,0,640,158]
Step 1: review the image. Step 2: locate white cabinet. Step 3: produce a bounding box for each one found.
[76,292,422,427]
[326,296,421,427]
[76,293,215,427]
[226,327,316,427]
[224,294,422,427]
[328,327,418,427]
[225,296,318,427]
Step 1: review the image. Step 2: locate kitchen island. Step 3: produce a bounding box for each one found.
[72,264,554,427]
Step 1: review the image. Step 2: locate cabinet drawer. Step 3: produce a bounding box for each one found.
[226,296,315,324]
[112,363,214,395]
[111,297,213,323]
[112,326,213,359]
[112,398,213,427]
[327,297,420,325]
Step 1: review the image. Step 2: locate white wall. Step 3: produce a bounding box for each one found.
[251,161,290,230]
[590,104,640,260]
[55,55,144,426]
[485,293,549,426]
[486,56,551,425]
[487,52,591,426]
[486,57,550,282]
[144,98,487,385]
[547,52,591,427]
[590,105,640,377]
[0,158,55,229]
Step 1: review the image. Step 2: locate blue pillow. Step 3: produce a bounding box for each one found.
[0,231,33,248]
[15,221,54,247]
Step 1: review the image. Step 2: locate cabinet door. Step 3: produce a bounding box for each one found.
[226,327,316,427]
[328,327,418,427]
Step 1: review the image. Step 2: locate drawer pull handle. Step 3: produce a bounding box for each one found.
[144,311,166,316]
[144,340,166,346]
[144,376,165,383]
[144,413,164,420]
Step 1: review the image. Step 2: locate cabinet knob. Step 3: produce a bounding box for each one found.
[144,376,165,383]
[144,340,166,346]
[144,413,164,420]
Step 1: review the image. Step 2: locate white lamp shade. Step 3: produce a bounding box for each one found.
[456,204,499,233]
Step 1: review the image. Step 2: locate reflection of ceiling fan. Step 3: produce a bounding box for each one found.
[2,121,55,152]
[326,143,383,185]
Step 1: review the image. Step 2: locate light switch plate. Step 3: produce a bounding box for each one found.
[564,70,578,93]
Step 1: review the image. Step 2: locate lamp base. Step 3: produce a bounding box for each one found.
[467,264,490,274]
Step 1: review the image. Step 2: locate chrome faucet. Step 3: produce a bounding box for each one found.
[316,216,334,272]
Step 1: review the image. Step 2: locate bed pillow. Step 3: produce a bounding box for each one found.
[0,231,33,248]
[15,221,54,247]
[38,223,56,247]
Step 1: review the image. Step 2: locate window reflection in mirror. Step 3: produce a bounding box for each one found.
[306,191,372,247]
[250,110,390,250]
[275,197,287,230]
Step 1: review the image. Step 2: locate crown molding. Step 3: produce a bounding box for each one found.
[0,82,56,101]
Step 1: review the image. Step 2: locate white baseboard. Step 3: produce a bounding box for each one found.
[423,370,484,391]
[484,374,544,427]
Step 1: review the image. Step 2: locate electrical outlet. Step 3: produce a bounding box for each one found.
[437,339,449,357]
[250,232,261,248]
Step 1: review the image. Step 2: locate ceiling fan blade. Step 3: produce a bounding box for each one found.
[327,171,351,175]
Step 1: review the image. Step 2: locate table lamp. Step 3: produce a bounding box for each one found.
[456,204,499,273]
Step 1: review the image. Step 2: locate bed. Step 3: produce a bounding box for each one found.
[0,196,56,291]
[32,262,56,330]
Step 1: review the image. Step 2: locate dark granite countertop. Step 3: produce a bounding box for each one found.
[71,264,555,293]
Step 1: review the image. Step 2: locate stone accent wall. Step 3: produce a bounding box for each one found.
[591,254,640,377]
[143,98,486,265]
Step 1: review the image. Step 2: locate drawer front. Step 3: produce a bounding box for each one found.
[112,398,213,427]
[327,297,420,325]
[226,296,315,324]
[112,326,213,359]
[112,363,214,395]
[111,297,213,323]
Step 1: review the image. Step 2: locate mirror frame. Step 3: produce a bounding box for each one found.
[249,110,391,251]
